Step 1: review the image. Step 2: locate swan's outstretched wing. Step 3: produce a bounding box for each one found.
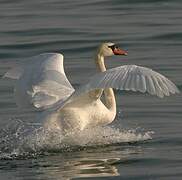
[50,65,179,111]
[3,53,75,110]
[78,65,179,97]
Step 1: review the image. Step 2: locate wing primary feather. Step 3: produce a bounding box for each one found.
[140,75,147,93]
[129,73,137,91]
[135,74,142,92]
[124,74,132,90]
[163,77,180,94]
[151,76,164,98]
[145,76,156,95]
[156,76,170,96]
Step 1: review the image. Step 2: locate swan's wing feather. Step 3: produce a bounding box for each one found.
[83,65,179,96]
[3,53,65,80]
[3,53,74,110]
[31,79,74,110]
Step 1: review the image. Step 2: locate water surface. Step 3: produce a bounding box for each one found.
[0,0,182,179]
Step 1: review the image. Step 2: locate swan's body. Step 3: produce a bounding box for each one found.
[50,94,115,132]
[3,43,179,133]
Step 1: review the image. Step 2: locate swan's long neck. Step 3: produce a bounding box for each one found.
[95,54,107,72]
[95,54,116,112]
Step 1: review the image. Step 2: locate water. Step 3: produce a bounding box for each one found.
[0,0,182,179]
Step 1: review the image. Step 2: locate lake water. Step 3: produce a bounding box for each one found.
[0,0,182,179]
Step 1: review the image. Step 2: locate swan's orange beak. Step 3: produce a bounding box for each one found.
[113,48,128,56]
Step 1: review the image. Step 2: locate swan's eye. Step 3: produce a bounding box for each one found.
[108,45,116,50]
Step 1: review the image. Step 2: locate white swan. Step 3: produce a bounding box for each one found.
[3,42,179,132]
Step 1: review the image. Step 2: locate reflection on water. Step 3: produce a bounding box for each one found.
[34,145,142,179]
[45,158,119,179]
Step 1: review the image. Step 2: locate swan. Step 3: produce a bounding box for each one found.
[3,42,179,132]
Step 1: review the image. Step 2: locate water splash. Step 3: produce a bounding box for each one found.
[0,119,153,159]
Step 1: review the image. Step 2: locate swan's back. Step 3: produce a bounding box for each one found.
[4,53,74,110]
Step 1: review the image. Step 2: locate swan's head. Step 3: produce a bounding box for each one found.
[98,42,127,57]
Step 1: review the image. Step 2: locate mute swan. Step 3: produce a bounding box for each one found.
[3,42,179,132]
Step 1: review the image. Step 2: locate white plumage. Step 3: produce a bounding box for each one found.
[81,65,178,97]
[3,43,179,132]
[4,53,74,110]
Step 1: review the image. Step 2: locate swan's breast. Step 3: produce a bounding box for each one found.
[59,98,116,131]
